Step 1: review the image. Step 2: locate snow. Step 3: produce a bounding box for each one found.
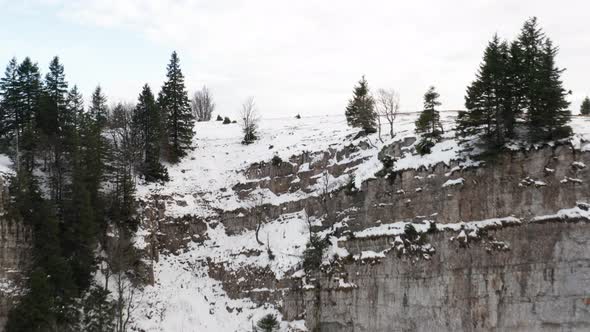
[0,154,13,175]
[130,114,590,331]
[442,178,464,188]
[531,205,590,223]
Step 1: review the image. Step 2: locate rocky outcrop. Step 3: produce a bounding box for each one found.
[0,177,32,331]
[284,219,590,331]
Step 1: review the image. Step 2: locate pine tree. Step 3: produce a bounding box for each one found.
[133,84,168,182]
[532,39,571,139]
[256,314,279,332]
[89,86,108,128]
[581,97,590,116]
[15,58,42,172]
[459,35,513,146]
[0,58,20,154]
[415,86,443,155]
[345,75,377,133]
[159,51,194,162]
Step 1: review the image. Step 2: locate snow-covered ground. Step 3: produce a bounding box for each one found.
[132,113,590,331]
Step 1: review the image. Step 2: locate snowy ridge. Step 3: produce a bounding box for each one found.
[131,114,590,331]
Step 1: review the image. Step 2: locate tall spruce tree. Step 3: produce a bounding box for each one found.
[41,56,69,203]
[89,86,108,128]
[345,75,377,133]
[517,17,571,140]
[581,97,590,116]
[0,58,20,154]
[133,84,168,182]
[459,35,513,146]
[415,86,443,138]
[415,86,443,155]
[158,51,194,162]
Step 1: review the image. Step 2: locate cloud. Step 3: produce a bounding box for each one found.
[22,0,590,115]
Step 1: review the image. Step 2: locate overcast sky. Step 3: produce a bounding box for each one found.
[1,0,589,118]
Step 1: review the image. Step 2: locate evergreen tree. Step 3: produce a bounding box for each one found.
[459,35,513,146]
[581,97,590,116]
[158,51,194,162]
[41,56,69,204]
[415,86,443,155]
[517,17,571,140]
[345,75,377,133]
[256,314,279,332]
[89,86,108,128]
[133,84,168,182]
[0,58,20,153]
[532,39,571,139]
[415,86,443,138]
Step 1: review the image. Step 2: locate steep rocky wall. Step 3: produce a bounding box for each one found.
[0,177,32,331]
[285,220,590,331]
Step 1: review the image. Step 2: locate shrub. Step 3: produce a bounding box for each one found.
[216,115,223,121]
[295,114,301,119]
[302,233,329,272]
[416,138,435,155]
[271,155,282,167]
[223,117,231,124]
[344,174,357,196]
[255,314,279,332]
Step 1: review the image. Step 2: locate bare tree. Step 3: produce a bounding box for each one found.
[105,232,139,332]
[249,192,266,246]
[376,88,400,140]
[240,97,260,145]
[318,171,334,225]
[191,85,216,121]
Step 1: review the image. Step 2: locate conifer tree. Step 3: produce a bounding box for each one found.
[158,51,194,162]
[345,75,377,133]
[0,59,21,156]
[41,56,69,203]
[133,84,168,182]
[415,86,443,155]
[89,86,108,128]
[15,58,42,171]
[517,17,571,140]
[581,97,590,116]
[459,35,513,146]
[256,314,279,332]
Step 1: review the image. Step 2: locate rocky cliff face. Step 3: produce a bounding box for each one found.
[0,176,32,331]
[133,137,590,331]
[286,221,590,331]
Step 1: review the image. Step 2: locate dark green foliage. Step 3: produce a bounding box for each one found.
[271,155,282,166]
[345,75,377,132]
[216,114,223,121]
[458,17,572,145]
[89,86,108,128]
[404,223,419,241]
[458,35,513,147]
[302,233,329,272]
[581,97,590,116]
[133,84,169,182]
[81,286,116,332]
[255,314,279,332]
[415,136,436,155]
[2,55,141,331]
[295,114,301,119]
[223,116,231,124]
[158,51,195,162]
[415,86,443,139]
[344,174,357,196]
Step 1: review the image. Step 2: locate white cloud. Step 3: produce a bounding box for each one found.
[21,0,590,116]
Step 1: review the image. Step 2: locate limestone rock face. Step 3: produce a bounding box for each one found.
[285,221,590,332]
[0,177,32,331]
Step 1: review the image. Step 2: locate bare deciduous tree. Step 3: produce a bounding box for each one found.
[104,231,139,332]
[248,192,266,246]
[376,88,400,140]
[191,85,215,121]
[318,171,334,225]
[240,97,259,145]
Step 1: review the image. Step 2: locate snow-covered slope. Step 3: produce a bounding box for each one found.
[131,113,590,331]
